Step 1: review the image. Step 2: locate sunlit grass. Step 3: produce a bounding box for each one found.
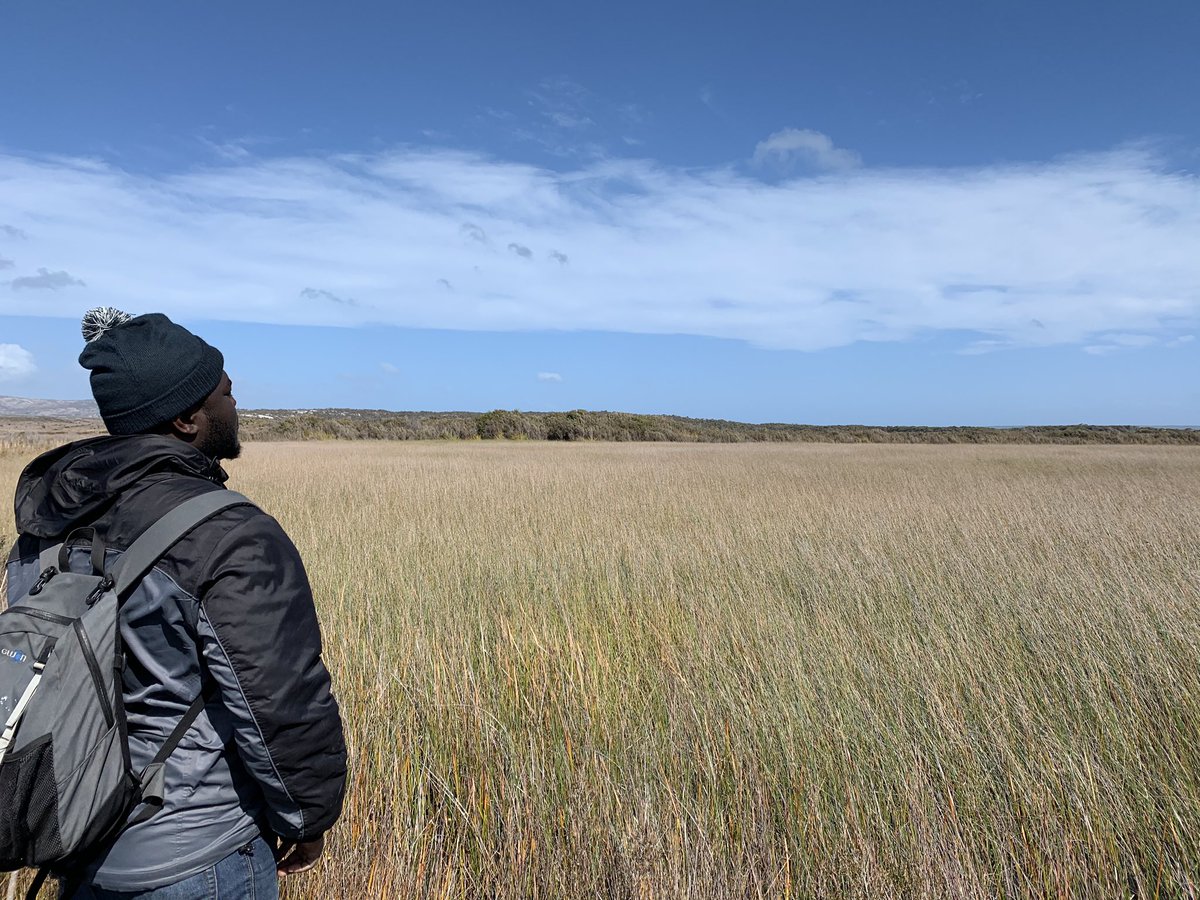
[3,441,1199,898]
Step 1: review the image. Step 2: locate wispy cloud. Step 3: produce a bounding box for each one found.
[0,146,1198,352]
[925,79,985,108]
[0,225,27,240]
[953,79,984,105]
[549,250,568,265]
[380,362,400,374]
[0,343,36,381]
[537,372,563,382]
[525,78,595,132]
[1082,333,1158,355]
[11,268,86,290]
[753,128,861,172]
[198,135,254,162]
[0,256,13,270]
[488,77,637,159]
[197,129,282,163]
[956,339,1014,356]
[300,287,358,306]
[461,222,487,244]
[507,242,532,259]
[617,103,647,126]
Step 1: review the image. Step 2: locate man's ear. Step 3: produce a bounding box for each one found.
[170,406,202,437]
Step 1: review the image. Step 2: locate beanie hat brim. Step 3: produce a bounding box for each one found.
[100,345,224,434]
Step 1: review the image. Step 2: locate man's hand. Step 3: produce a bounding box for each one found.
[273,835,325,876]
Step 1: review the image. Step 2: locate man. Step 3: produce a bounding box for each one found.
[3,309,346,898]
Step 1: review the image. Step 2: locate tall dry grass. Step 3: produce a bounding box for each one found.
[3,441,1199,898]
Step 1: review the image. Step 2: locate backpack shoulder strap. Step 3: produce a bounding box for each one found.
[113,490,256,598]
[126,682,217,827]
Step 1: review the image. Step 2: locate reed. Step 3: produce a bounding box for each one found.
[3,441,1198,898]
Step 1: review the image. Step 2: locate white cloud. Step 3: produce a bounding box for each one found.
[537,372,563,382]
[753,128,861,172]
[380,362,399,374]
[0,146,1198,352]
[0,343,36,381]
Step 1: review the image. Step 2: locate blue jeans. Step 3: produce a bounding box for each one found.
[64,837,279,900]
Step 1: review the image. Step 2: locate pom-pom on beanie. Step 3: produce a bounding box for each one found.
[78,308,225,435]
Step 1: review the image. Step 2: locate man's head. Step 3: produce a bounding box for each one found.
[78,307,241,460]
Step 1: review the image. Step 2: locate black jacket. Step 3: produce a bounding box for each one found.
[4,435,346,890]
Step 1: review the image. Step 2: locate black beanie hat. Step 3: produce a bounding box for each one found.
[78,308,225,435]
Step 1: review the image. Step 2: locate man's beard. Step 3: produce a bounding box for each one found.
[199,415,242,461]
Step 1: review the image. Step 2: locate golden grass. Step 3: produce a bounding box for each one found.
[3,441,1200,898]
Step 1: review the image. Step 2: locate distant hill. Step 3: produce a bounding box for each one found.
[0,396,99,418]
[238,408,1200,445]
[2,398,1197,444]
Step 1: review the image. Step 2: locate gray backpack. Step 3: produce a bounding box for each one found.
[0,490,251,895]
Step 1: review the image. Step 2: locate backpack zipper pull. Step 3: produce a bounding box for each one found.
[28,566,58,596]
[85,575,115,606]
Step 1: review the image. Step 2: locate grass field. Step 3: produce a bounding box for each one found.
[3,440,1199,898]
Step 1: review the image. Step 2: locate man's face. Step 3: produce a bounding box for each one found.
[195,372,241,461]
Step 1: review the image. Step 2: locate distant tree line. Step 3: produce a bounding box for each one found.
[236,409,1200,445]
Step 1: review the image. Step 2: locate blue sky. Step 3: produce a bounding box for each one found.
[1,0,1198,424]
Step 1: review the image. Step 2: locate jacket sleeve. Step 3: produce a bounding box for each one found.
[194,512,347,841]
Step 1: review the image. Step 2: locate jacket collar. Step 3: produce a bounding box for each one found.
[13,434,227,538]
